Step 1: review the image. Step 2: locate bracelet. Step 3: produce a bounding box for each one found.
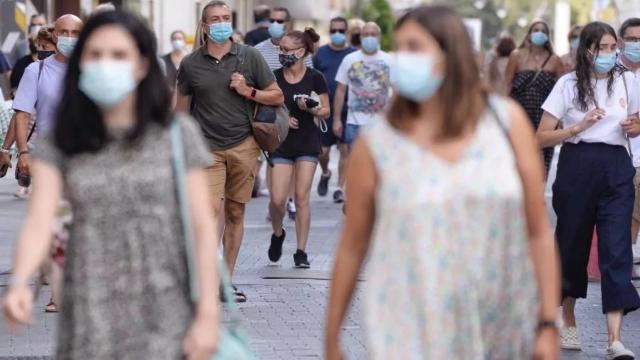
[569,126,579,137]
[18,150,30,157]
[537,320,558,333]
[246,87,256,99]
[0,148,10,154]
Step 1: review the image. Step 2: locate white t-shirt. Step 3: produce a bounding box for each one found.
[335,50,392,126]
[619,59,640,167]
[542,71,640,148]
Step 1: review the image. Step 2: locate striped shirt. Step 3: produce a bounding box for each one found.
[255,38,313,71]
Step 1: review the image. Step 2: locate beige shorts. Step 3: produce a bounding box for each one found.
[633,168,640,222]
[205,136,260,204]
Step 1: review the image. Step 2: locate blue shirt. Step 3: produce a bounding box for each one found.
[313,44,356,120]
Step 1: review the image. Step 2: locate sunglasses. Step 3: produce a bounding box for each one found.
[330,29,346,34]
[270,19,286,24]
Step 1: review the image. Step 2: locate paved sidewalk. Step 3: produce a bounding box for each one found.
[0,155,639,359]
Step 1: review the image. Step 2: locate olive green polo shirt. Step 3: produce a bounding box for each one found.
[177,43,275,151]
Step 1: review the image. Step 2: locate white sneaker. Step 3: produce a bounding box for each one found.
[607,341,635,360]
[560,326,582,351]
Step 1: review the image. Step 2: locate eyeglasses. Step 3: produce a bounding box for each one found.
[270,19,286,24]
[330,29,346,34]
[279,46,303,54]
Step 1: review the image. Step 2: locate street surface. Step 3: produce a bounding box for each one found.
[0,153,638,359]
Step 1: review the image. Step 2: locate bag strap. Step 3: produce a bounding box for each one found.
[234,43,246,74]
[170,119,243,319]
[525,52,553,89]
[233,45,275,167]
[27,60,45,140]
[621,72,635,161]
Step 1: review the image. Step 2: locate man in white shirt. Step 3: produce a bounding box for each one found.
[618,17,640,278]
[332,22,392,203]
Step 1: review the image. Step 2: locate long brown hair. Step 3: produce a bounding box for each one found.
[520,20,555,55]
[388,5,486,139]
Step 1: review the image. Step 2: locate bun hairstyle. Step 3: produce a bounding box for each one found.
[285,27,320,56]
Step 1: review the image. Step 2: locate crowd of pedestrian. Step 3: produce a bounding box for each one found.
[0,1,639,359]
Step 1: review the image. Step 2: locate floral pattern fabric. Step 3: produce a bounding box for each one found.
[360,96,538,359]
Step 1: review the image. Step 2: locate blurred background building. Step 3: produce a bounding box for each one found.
[2,0,640,65]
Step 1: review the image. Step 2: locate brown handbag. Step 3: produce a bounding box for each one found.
[234,45,289,153]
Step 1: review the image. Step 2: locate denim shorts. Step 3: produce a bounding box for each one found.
[344,124,363,150]
[270,154,319,165]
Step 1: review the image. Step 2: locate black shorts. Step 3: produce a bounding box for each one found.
[320,115,347,147]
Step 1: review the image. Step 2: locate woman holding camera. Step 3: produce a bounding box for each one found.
[267,28,330,269]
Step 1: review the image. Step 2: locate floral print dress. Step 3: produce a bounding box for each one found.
[361,96,538,359]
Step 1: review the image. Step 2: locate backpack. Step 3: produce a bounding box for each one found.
[234,45,289,155]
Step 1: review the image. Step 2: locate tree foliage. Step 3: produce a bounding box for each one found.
[361,0,395,51]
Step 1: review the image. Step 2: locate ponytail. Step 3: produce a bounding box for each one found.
[284,27,320,56]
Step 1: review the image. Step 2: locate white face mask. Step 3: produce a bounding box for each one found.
[79,60,139,108]
[171,39,185,51]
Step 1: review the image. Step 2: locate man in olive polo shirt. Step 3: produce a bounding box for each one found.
[176,0,284,302]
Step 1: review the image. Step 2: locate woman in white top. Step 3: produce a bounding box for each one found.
[537,21,640,359]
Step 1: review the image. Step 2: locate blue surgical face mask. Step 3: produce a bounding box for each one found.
[208,22,233,44]
[330,32,347,47]
[570,38,579,49]
[79,60,138,108]
[57,36,78,58]
[362,36,379,54]
[393,52,443,102]
[530,31,548,46]
[624,42,640,63]
[268,22,285,39]
[592,52,617,73]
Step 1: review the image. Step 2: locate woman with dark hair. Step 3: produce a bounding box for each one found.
[487,35,516,93]
[505,20,564,175]
[162,30,188,93]
[2,10,220,359]
[537,21,640,358]
[267,28,330,268]
[326,5,560,359]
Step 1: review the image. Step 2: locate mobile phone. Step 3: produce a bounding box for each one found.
[305,98,319,109]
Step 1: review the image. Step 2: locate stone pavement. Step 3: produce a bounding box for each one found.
[0,154,639,359]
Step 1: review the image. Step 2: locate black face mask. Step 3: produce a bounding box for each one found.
[37,50,55,61]
[279,53,298,68]
[28,40,38,55]
[351,33,361,47]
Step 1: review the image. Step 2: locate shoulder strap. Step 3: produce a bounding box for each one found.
[485,93,514,151]
[170,120,243,319]
[526,52,553,88]
[234,44,246,73]
[28,60,45,140]
[620,72,634,161]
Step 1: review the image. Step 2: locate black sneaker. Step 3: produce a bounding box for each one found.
[293,250,310,269]
[268,229,286,262]
[317,170,332,196]
[333,189,344,204]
